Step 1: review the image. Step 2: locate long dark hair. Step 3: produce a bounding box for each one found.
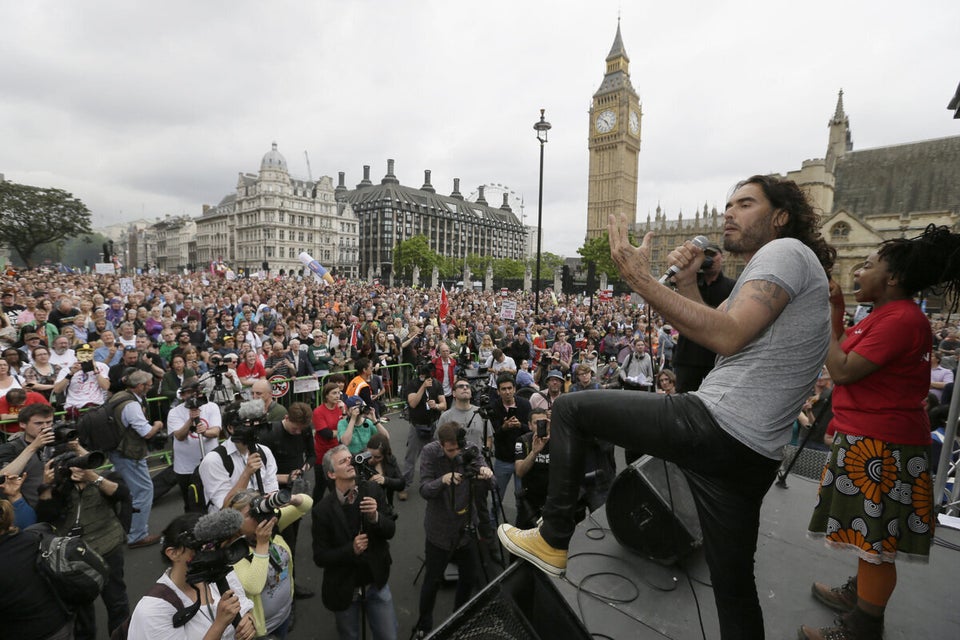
[879,224,960,313]
[736,175,837,274]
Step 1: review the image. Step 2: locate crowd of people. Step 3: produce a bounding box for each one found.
[1,174,958,640]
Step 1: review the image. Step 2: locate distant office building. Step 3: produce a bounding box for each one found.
[338,160,526,281]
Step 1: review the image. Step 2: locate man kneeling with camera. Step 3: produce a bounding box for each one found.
[226,489,312,639]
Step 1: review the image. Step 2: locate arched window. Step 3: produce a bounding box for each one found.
[831,222,851,241]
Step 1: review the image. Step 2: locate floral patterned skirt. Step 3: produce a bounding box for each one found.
[807,431,934,565]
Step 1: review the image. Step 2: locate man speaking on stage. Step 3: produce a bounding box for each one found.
[499,175,837,640]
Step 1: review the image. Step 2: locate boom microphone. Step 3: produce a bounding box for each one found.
[193,509,244,544]
[658,235,710,284]
[237,399,266,421]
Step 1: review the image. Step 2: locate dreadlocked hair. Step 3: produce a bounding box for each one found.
[878,224,960,314]
[736,175,837,275]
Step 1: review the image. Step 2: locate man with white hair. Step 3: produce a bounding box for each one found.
[48,335,77,368]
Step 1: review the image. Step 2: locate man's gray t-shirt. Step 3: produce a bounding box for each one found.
[692,238,829,459]
[439,405,487,450]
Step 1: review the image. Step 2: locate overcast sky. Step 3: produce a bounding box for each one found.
[2,1,958,257]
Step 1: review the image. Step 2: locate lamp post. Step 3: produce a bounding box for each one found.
[533,108,551,316]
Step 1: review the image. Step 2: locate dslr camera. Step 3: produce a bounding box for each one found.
[247,489,292,522]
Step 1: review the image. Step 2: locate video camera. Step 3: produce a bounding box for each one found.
[51,421,80,445]
[223,399,272,446]
[183,393,208,411]
[352,451,375,481]
[454,428,481,479]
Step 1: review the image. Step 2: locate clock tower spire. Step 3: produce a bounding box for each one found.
[585,21,642,241]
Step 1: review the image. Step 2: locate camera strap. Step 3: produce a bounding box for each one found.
[252,446,265,494]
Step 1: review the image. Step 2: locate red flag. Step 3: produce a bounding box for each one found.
[439,284,449,321]
[349,324,358,348]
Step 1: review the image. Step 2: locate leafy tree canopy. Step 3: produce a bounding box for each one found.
[393,235,438,276]
[0,180,93,268]
[576,232,634,282]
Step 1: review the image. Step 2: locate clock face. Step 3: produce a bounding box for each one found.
[629,111,640,136]
[595,109,616,134]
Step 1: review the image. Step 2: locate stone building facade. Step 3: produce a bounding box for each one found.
[194,143,360,278]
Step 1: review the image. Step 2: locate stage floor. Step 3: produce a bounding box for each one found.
[552,473,960,639]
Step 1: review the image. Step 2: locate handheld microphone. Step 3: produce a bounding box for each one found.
[658,236,710,284]
[193,509,244,544]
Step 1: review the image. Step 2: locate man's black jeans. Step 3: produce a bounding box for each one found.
[541,391,780,640]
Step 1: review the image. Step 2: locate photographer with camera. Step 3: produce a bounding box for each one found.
[52,343,110,410]
[226,489,313,638]
[398,363,446,501]
[258,401,316,595]
[311,445,398,640]
[338,396,386,456]
[200,353,244,406]
[35,442,132,640]
[0,403,57,506]
[127,512,257,640]
[414,422,494,636]
[514,408,551,529]
[199,400,279,513]
[167,378,222,512]
[110,369,165,548]
[486,373,531,518]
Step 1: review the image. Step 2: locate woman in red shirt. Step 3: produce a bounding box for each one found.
[801,226,960,640]
[312,382,344,500]
[236,349,266,386]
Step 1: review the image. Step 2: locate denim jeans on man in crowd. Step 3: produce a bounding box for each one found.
[333,583,399,640]
[109,453,154,544]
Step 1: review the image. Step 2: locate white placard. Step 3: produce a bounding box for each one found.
[119,278,135,296]
[94,262,116,275]
[500,300,517,320]
[293,376,320,395]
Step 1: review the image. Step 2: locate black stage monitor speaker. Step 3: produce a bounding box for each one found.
[606,455,703,565]
[428,561,590,640]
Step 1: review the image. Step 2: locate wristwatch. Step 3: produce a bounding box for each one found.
[93,476,105,488]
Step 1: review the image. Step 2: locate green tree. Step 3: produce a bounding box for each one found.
[0,180,93,267]
[466,252,492,275]
[527,251,564,275]
[394,235,438,278]
[493,257,525,280]
[577,232,633,282]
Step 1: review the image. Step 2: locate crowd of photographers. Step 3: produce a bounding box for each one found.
[8,266,951,639]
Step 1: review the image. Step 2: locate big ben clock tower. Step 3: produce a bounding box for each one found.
[586,22,642,241]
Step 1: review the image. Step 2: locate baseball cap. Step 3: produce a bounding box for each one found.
[123,345,137,352]
[24,332,40,341]
[344,395,366,410]
[546,370,564,381]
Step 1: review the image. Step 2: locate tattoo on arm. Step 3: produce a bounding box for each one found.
[747,280,783,313]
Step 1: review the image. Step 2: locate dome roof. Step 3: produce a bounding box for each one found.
[260,142,288,172]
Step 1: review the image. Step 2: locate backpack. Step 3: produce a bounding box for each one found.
[27,522,109,608]
[76,391,138,453]
[185,445,234,513]
[110,582,195,639]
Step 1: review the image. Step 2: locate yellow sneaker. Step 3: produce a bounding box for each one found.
[497,524,567,576]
